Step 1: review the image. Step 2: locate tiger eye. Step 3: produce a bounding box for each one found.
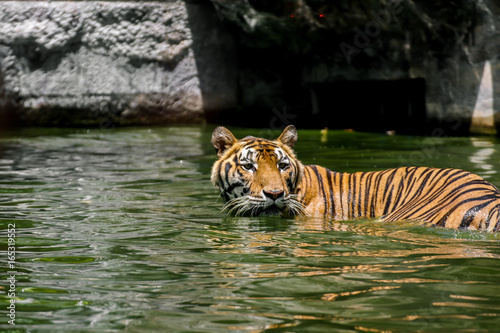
[241,163,254,171]
[278,162,289,170]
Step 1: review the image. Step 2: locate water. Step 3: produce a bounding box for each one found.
[1,126,500,332]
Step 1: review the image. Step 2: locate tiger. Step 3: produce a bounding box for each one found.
[211,125,500,231]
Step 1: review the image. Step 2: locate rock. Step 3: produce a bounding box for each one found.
[0,1,204,126]
[1,0,499,135]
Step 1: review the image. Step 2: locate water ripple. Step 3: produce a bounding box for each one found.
[0,127,499,332]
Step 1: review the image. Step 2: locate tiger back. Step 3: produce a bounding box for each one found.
[211,125,500,232]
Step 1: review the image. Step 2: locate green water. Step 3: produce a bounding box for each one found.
[1,126,500,333]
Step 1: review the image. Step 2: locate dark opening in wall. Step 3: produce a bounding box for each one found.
[209,78,427,135]
[307,78,427,134]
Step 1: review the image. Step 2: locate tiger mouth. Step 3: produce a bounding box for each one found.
[221,195,305,217]
[257,204,283,216]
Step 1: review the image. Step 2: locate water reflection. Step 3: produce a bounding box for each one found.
[195,216,500,333]
[469,138,497,176]
[207,218,500,280]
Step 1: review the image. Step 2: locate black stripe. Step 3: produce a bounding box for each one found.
[437,194,497,227]
[291,160,300,193]
[363,172,374,217]
[226,181,245,194]
[382,169,399,215]
[311,166,328,217]
[377,169,401,217]
[418,187,490,222]
[224,162,232,186]
[371,170,386,215]
[389,168,454,220]
[302,166,313,202]
[383,191,393,216]
[327,169,336,216]
[356,173,363,218]
[494,216,500,232]
[349,173,355,219]
[459,200,494,229]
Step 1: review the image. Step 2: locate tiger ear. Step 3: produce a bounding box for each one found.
[212,126,237,158]
[277,125,297,148]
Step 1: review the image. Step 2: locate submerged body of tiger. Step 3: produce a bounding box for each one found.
[211,125,500,232]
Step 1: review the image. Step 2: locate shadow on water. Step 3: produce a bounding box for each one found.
[0,125,499,332]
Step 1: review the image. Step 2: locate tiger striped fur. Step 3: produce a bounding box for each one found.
[211,125,500,231]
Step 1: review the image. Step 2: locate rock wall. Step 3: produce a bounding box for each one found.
[0,1,204,126]
[0,0,499,135]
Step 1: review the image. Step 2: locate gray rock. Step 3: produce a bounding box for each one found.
[0,1,204,126]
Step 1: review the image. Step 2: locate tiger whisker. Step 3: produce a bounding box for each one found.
[284,195,307,216]
[215,190,226,203]
[235,203,250,217]
[221,192,306,218]
[222,196,248,215]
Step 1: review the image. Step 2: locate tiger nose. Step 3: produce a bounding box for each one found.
[263,189,284,201]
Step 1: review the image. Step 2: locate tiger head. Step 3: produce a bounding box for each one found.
[211,125,305,217]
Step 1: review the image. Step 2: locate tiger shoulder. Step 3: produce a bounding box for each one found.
[211,125,500,232]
